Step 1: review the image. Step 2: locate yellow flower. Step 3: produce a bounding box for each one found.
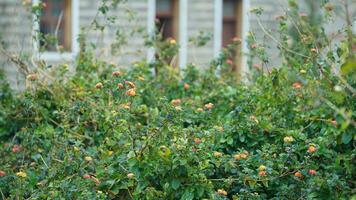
[213,151,222,157]
[283,136,294,143]
[250,115,259,124]
[196,108,204,113]
[26,73,38,81]
[125,81,136,88]
[123,103,131,109]
[217,189,227,196]
[204,103,214,110]
[233,154,241,160]
[127,173,135,179]
[84,156,93,161]
[16,171,27,178]
[169,39,177,45]
[125,89,136,97]
[73,146,80,152]
[258,165,267,171]
[300,69,306,74]
[108,151,114,156]
[175,106,182,111]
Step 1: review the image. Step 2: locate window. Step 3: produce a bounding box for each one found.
[40,0,72,51]
[33,0,79,60]
[223,0,243,71]
[156,0,179,40]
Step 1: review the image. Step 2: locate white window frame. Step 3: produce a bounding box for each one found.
[147,0,156,63]
[214,0,250,76]
[32,0,79,61]
[146,0,188,69]
[178,0,188,69]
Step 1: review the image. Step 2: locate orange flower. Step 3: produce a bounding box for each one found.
[184,83,190,89]
[204,103,214,110]
[258,171,267,177]
[117,83,124,89]
[112,71,122,76]
[234,154,241,160]
[95,82,103,89]
[0,170,6,177]
[126,89,136,97]
[294,171,302,178]
[310,48,317,53]
[324,3,333,11]
[125,81,136,88]
[26,73,38,81]
[194,138,201,145]
[196,108,204,113]
[226,59,233,65]
[240,153,248,159]
[83,174,91,179]
[307,145,316,153]
[308,169,317,175]
[12,145,21,153]
[292,82,302,89]
[232,37,241,43]
[171,99,181,106]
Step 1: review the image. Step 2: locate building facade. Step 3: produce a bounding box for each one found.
[0,0,354,90]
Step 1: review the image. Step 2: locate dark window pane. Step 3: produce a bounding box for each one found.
[156,0,175,40]
[223,0,236,18]
[157,0,172,14]
[222,21,236,47]
[40,0,71,52]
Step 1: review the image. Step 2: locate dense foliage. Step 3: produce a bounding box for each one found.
[0,0,355,199]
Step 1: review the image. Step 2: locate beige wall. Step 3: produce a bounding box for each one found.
[1,0,353,89]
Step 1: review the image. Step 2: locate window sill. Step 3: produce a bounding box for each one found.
[38,52,76,62]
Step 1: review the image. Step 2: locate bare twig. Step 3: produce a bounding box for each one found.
[255,16,311,59]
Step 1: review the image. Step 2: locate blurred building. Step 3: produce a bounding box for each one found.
[0,0,354,89]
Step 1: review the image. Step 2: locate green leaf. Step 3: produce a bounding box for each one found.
[181,189,194,200]
[340,58,356,77]
[171,179,181,190]
[342,132,352,144]
[227,136,234,145]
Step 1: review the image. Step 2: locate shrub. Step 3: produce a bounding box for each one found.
[0,0,355,199]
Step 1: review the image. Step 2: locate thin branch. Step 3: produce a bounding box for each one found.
[255,16,311,59]
[54,11,64,52]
